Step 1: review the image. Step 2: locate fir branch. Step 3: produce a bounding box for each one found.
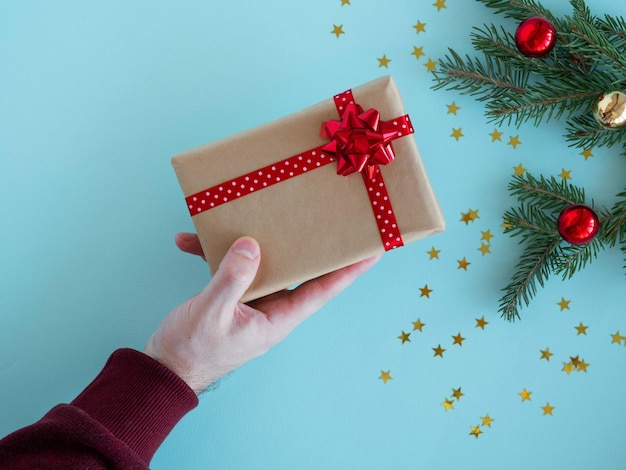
[499,236,561,321]
[503,204,559,241]
[603,189,626,246]
[474,0,560,25]
[551,237,604,279]
[598,13,626,42]
[432,49,528,100]
[566,113,626,151]
[508,173,585,211]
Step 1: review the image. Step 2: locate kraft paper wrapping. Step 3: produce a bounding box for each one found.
[172,76,445,302]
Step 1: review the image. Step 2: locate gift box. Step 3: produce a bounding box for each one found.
[172,76,445,302]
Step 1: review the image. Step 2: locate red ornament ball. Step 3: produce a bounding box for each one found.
[515,17,557,58]
[557,205,600,245]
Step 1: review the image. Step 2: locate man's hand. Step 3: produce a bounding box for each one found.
[144,233,380,394]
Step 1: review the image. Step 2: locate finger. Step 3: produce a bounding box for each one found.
[267,254,381,326]
[200,236,261,310]
[174,232,205,259]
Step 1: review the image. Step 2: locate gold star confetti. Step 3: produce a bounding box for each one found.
[424,58,437,72]
[412,318,426,332]
[575,322,589,336]
[412,20,426,34]
[477,243,491,256]
[501,219,513,230]
[570,355,581,368]
[460,209,479,225]
[580,148,593,160]
[433,344,446,358]
[562,361,575,375]
[419,284,433,298]
[559,168,572,180]
[513,163,527,175]
[611,331,623,345]
[475,316,489,329]
[577,359,589,372]
[508,135,522,149]
[427,246,441,260]
[377,54,391,68]
[397,330,411,344]
[481,230,494,243]
[450,127,464,141]
[469,425,483,439]
[341,0,351,5]
[442,397,455,411]
[540,347,554,361]
[480,414,494,427]
[411,45,425,60]
[378,370,392,383]
[489,128,503,142]
[447,102,460,115]
[457,257,470,270]
[451,387,464,401]
[519,388,532,402]
[452,333,466,346]
[542,403,555,416]
[557,297,571,311]
[331,24,345,38]
[433,0,446,11]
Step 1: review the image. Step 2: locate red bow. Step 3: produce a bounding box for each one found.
[321,102,398,180]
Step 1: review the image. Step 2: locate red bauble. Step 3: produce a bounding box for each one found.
[557,205,600,245]
[515,17,557,58]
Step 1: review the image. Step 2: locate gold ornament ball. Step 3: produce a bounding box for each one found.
[593,90,626,129]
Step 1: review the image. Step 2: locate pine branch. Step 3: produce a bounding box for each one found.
[566,113,626,151]
[551,237,604,279]
[474,0,560,25]
[508,173,585,211]
[499,236,561,321]
[432,49,528,101]
[603,189,626,246]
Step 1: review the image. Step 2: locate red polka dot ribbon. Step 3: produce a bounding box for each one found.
[185,88,414,251]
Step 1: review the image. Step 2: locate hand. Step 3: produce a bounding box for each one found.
[144,233,380,393]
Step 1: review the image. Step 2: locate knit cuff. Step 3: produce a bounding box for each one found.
[71,348,198,464]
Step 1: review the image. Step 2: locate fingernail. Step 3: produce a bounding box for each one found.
[232,237,260,260]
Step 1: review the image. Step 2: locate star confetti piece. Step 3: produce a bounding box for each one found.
[412,318,426,332]
[341,0,350,5]
[611,331,623,345]
[540,347,554,361]
[433,344,446,358]
[580,148,593,160]
[419,284,433,298]
[562,361,575,375]
[460,209,480,225]
[378,370,392,383]
[447,102,460,115]
[469,425,483,439]
[450,127,464,141]
[557,297,571,311]
[575,322,588,336]
[412,20,426,34]
[513,163,527,175]
[489,128,503,142]
[397,331,411,344]
[542,403,555,416]
[331,24,345,38]
[475,316,488,329]
[433,0,446,11]
[452,333,465,346]
[451,387,464,401]
[457,257,470,270]
[481,230,494,243]
[559,168,572,180]
[442,397,455,411]
[411,46,425,60]
[427,246,440,260]
[424,58,437,72]
[480,414,494,427]
[377,54,391,68]
[477,243,491,256]
[519,388,532,402]
[507,135,522,149]
[577,359,589,372]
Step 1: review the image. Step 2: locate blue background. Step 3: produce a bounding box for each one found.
[2,0,625,468]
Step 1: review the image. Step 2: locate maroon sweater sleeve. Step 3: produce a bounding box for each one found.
[0,349,199,469]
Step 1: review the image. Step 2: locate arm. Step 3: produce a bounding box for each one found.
[0,234,379,468]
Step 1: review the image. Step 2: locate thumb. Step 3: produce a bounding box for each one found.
[204,237,261,307]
